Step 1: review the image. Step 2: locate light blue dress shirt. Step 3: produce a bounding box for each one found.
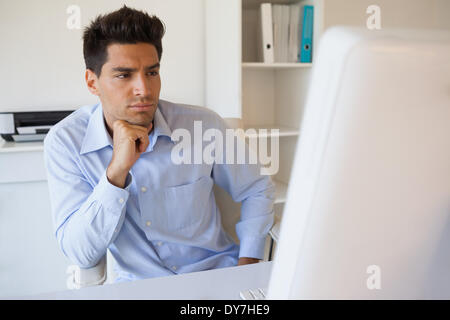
[44,99,275,282]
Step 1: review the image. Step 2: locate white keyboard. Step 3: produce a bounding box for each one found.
[239,287,268,300]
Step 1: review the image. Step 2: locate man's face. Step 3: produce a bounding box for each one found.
[86,42,161,132]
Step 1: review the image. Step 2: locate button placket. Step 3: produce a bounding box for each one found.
[131,167,151,228]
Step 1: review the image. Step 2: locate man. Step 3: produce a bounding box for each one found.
[44,6,275,283]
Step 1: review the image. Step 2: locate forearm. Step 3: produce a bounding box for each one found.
[56,172,130,268]
[211,115,276,261]
[236,176,276,260]
[238,257,260,266]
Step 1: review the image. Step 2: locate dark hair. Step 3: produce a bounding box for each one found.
[83,5,165,77]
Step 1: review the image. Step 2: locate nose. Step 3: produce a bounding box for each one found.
[133,73,151,97]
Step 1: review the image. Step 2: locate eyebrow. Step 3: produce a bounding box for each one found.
[112,62,160,73]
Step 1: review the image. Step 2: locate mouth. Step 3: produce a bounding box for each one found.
[129,103,155,112]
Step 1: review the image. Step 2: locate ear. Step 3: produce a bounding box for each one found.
[85,69,100,96]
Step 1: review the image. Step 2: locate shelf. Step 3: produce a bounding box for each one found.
[273,179,288,204]
[0,139,44,153]
[243,0,303,10]
[242,62,312,69]
[244,125,300,138]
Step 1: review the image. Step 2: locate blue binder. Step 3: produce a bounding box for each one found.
[299,5,314,63]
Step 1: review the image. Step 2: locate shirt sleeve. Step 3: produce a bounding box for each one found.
[43,134,131,268]
[211,116,276,260]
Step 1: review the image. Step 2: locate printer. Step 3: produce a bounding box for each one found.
[0,110,74,142]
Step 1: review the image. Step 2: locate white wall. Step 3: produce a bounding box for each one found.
[0,0,207,298]
[0,0,205,111]
[320,0,450,32]
[205,0,241,118]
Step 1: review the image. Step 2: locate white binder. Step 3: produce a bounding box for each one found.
[258,3,274,63]
[272,4,290,62]
[288,4,300,62]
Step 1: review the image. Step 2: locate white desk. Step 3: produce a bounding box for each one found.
[0,139,275,298]
[16,261,273,300]
[0,140,71,298]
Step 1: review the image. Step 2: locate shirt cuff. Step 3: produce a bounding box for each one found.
[94,171,132,212]
[238,236,268,260]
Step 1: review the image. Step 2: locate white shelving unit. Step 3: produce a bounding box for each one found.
[242,62,312,69]
[240,0,314,256]
[244,125,299,138]
[206,0,316,260]
[273,180,288,204]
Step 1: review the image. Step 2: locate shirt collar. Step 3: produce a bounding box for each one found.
[80,103,112,155]
[146,105,174,153]
[80,102,173,155]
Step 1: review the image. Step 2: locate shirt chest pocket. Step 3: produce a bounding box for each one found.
[161,175,214,231]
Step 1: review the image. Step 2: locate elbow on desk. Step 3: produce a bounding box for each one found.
[57,228,106,269]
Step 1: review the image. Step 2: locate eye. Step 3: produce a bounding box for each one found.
[148,71,159,76]
[116,73,130,79]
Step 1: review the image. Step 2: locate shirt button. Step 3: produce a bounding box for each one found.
[172,266,177,271]
[118,198,125,204]
[141,186,147,193]
[157,242,163,246]
[146,221,152,227]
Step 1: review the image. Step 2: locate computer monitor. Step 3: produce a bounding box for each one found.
[267,27,450,299]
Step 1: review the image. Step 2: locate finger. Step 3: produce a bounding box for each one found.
[128,123,152,134]
[138,135,150,153]
[124,125,148,141]
[130,129,149,153]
